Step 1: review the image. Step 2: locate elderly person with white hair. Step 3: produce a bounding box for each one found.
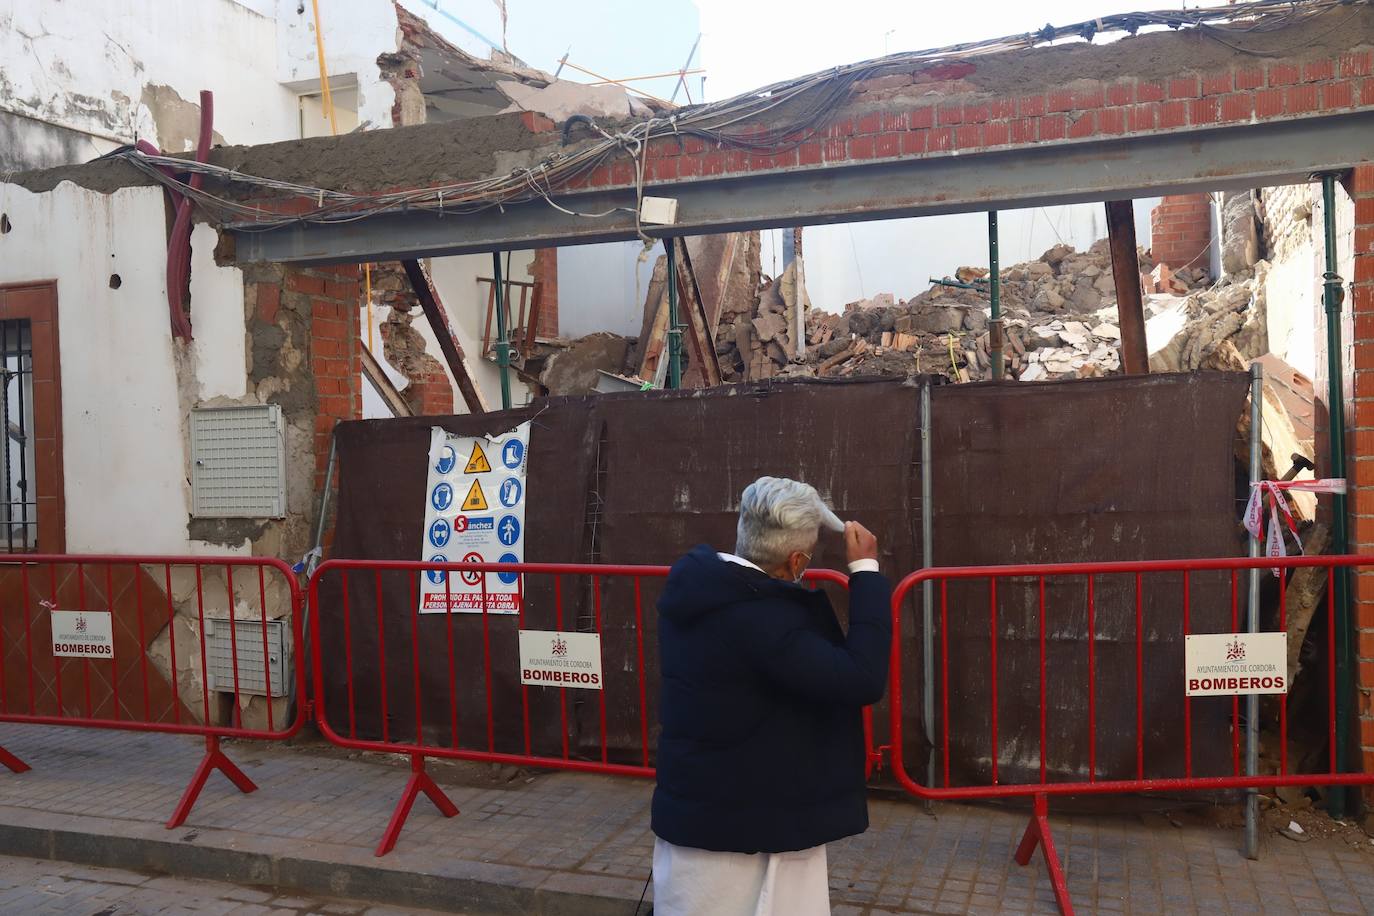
[651,476,891,916]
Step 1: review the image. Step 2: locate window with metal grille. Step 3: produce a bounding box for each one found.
[0,320,36,551]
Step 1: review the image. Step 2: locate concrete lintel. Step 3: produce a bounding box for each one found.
[230,110,1374,265]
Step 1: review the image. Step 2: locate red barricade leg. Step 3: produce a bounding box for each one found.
[1013,794,1074,916]
[375,754,459,857]
[0,742,30,774]
[166,735,258,829]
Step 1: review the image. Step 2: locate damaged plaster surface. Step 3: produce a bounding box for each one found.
[15,6,1374,202]
[234,258,319,561]
[10,110,572,196]
[145,562,294,729]
[140,84,228,152]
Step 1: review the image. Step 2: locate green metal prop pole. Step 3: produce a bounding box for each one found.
[1320,173,1351,817]
[666,240,683,389]
[989,212,1002,381]
[492,252,512,410]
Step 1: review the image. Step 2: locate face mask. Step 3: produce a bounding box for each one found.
[792,552,812,584]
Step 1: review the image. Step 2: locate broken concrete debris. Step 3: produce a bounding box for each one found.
[718,238,1156,383]
[537,219,1266,395]
[716,259,809,381]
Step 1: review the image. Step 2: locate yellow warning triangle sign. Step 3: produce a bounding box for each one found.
[462,479,488,511]
[464,442,492,474]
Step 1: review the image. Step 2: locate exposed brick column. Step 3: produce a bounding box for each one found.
[407,365,456,415]
[1150,193,1212,271]
[281,264,363,495]
[1347,162,1374,787]
[530,248,559,338]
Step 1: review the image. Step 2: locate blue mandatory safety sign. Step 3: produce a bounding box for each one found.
[426,554,449,584]
[428,517,451,548]
[431,482,454,511]
[499,477,523,507]
[501,438,525,469]
[434,444,457,475]
[466,516,494,531]
[497,552,520,585]
[497,515,521,547]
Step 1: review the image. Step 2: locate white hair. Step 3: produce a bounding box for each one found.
[735,476,844,569]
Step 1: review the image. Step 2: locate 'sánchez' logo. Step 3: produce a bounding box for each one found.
[551,637,568,657]
[1226,638,1245,662]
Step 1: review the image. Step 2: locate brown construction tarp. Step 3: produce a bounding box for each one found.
[320,371,1248,787]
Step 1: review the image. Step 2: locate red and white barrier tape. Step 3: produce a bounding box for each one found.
[1242,478,1346,575]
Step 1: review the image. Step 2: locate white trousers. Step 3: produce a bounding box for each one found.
[651,837,830,916]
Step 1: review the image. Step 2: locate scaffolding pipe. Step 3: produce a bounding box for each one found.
[492,252,513,410]
[1244,361,1262,860]
[921,380,935,805]
[666,240,683,389]
[988,212,1003,381]
[1320,172,1351,819]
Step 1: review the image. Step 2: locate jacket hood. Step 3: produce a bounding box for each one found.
[659,544,801,624]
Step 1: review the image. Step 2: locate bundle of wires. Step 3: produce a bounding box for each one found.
[111,0,1359,237]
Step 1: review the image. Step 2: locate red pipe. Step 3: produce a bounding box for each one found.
[164,90,214,340]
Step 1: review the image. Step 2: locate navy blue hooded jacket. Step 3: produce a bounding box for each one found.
[651,545,892,854]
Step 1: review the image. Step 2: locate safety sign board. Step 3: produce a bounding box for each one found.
[51,609,114,659]
[518,630,602,690]
[1184,631,1287,696]
[419,423,529,615]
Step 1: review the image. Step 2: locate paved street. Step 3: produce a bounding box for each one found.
[3,725,1374,913]
[0,853,452,915]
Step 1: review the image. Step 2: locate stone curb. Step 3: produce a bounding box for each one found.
[0,802,649,915]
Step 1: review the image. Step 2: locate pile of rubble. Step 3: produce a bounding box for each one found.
[746,240,1154,382]
[711,236,1265,385]
[540,215,1266,393]
[716,261,810,381]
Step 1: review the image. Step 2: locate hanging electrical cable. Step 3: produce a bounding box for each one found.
[112,0,1346,235]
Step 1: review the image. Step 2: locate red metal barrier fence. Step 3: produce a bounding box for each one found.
[0,555,306,827]
[887,555,1368,916]
[307,559,867,855]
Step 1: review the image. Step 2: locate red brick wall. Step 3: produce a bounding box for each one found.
[1150,193,1212,270]
[1347,163,1374,783]
[281,265,363,492]
[407,366,455,416]
[557,52,1374,191]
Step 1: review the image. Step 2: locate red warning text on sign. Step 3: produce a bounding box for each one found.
[1184,631,1287,697]
[518,630,602,690]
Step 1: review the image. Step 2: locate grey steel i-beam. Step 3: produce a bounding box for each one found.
[230,111,1374,266]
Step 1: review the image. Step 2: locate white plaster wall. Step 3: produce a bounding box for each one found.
[275,0,399,131]
[2,0,292,149]
[2,0,402,157]
[796,201,1159,312]
[0,181,191,553]
[1265,250,1319,380]
[428,252,536,410]
[1262,182,1355,384]
[189,224,249,401]
[558,242,659,339]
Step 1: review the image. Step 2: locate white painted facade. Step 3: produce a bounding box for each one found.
[0,182,250,554]
[1260,183,1355,384]
[1,0,404,161]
